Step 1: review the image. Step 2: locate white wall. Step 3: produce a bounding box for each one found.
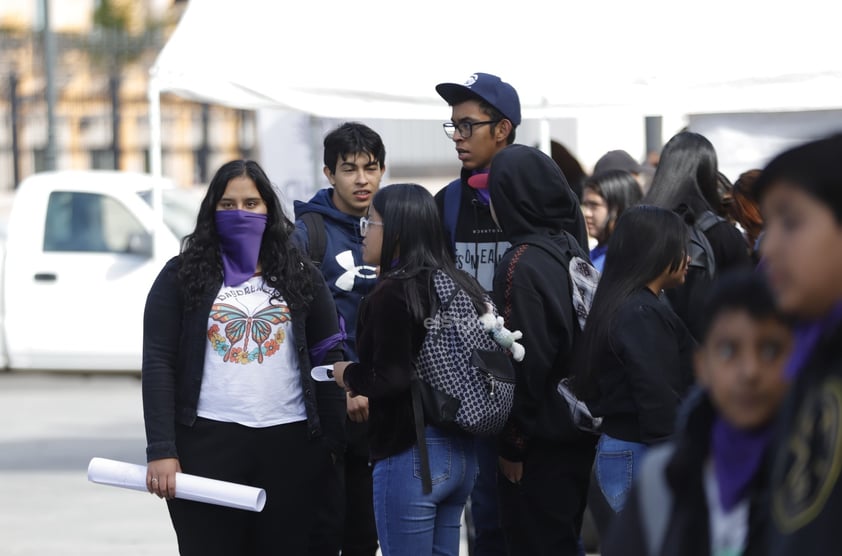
[689,110,842,182]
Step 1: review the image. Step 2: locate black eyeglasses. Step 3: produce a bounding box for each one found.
[442,120,501,139]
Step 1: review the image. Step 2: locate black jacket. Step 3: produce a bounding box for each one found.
[142,257,346,462]
[769,315,842,555]
[586,288,696,444]
[602,393,771,556]
[488,144,593,461]
[435,169,510,292]
[343,272,430,460]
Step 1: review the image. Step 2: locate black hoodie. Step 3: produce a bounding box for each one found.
[488,144,592,460]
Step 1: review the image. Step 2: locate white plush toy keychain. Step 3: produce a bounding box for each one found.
[478,302,526,362]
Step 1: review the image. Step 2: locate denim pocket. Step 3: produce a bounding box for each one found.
[596,449,634,513]
[412,436,453,486]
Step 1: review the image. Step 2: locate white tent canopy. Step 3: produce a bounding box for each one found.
[149,0,842,175]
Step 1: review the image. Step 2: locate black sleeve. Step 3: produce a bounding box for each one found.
[304,264,346,454]
[344,280,420,400]
[613,304,684,444]
[304,263,344,365]
[142,258,183,462]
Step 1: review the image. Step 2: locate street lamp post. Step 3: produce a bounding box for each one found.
[42,0,58,171]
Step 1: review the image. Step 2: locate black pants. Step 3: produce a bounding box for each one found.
[167,418,332,556]
[307,419,378,556]
[469,436,507,556]
[342,424,378,556]
[497,438,595,556]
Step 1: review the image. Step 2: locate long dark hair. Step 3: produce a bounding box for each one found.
[583,169,643,244]
[643,131,720,218]
[577,206,688,396]
[178,160,313,310]
[371,183,487,320]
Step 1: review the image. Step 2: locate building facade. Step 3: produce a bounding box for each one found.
[0,0,254,190]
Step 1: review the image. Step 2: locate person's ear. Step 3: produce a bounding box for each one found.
[323,166,335,185]
[495,119,512,142]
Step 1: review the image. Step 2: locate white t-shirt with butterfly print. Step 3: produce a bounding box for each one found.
[197,275,307,427]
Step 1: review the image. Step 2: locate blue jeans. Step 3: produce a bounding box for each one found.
[372,426,478,556]
[594,434,647,513]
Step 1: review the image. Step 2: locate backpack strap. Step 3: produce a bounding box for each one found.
[514,235,594,327]
[638,443,676,556]
[430,269,459,309]
[410,371,433,494]
[687,215,718,279]
[696,209,724,233]
[300,212,327,267]
[442,181,462,249]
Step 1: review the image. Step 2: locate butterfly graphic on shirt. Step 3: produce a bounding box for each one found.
[210,302,291,363]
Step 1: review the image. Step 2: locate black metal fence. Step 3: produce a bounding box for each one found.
[0,29,255,190]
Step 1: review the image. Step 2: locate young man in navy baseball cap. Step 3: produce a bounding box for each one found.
[434,72,520,556]
[435,72,521,290]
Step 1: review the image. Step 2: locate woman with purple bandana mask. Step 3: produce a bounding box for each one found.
[141,160,346,555]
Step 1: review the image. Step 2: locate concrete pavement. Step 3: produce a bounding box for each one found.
[0,372,476,555]
[0,371,176,555]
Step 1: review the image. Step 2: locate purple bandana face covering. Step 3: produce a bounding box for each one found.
[215,210,268,286]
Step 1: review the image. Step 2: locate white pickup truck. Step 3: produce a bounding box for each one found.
[0,170,200,373]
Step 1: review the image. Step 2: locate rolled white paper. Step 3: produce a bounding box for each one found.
[310,365,335,382]
[87,457,266,512]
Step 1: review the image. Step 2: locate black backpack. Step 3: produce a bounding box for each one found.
[686,210,724,279]
[299,212,327,267]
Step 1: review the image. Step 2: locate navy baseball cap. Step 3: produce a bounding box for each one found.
[436,73,522,127]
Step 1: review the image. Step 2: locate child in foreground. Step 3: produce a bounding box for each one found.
[602,270,793,556]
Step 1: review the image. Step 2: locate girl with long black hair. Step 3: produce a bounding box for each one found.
[643,131,752,338]
[333,183,486,556]
[142,160,346,555]
[578,206,696,520]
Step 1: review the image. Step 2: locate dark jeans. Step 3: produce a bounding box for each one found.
[308,419,378,556]
[497,438,595,556]
[468,436,507,556]
[167,418,330,556]
[342,421,378,556]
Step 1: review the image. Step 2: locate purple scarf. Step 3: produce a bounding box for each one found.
[309,315,347,367]
[785,301,842,381]
[711,418,774,511]
[215,210,267,286]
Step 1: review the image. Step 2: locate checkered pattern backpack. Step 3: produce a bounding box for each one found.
[411,269,516,492]
[415,270,516,434]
